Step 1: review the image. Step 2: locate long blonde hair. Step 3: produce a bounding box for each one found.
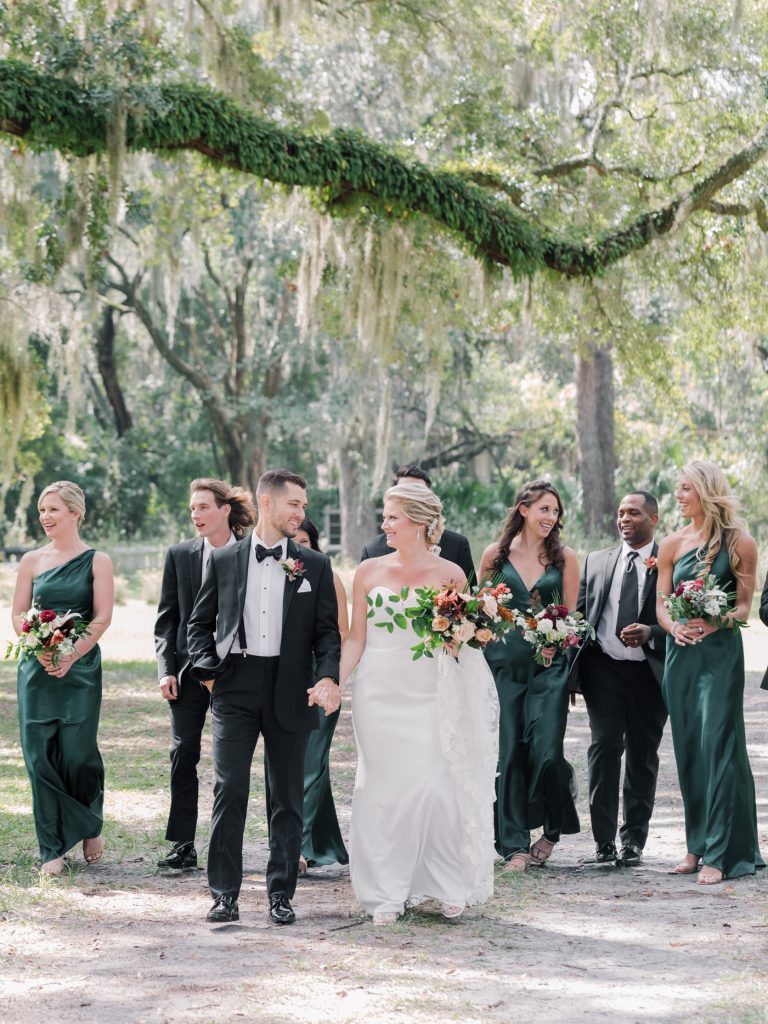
[682,460,748,576]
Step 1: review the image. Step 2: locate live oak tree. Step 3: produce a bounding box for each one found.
[2,0,768,540]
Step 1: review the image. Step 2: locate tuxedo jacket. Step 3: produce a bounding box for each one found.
[154,537,205,682]
[186,537,341,732]
[569,541,665,690]
[759,570,768,690]
[360,528,475,583]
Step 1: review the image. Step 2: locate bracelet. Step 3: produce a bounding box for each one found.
[671,622,680,638]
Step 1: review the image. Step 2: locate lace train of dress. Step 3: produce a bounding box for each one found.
[350,587,499,917]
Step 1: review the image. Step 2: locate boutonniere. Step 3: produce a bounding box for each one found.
[281,557,305,581]
[644,556,658,572]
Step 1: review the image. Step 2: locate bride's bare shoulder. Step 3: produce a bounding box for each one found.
[436,556,466,589]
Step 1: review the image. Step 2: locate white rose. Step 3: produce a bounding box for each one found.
[555,619,568,634]
[482,594,498,617]
[537,618,554,634]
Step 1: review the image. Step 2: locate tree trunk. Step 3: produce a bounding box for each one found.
[95,307,133,436]
[338,442,376,561]
[576,340,616,538]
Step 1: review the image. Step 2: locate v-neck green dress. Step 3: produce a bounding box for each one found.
[663,546,763,878]
[17,550,104,865]
[484,560,579,858]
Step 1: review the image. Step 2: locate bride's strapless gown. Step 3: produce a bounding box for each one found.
[350,587,499,917]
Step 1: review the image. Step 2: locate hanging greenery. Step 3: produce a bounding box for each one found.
[3,60,766,283]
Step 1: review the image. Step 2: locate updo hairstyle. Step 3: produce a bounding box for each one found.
[384,482,445,547]
[38,481,86,528]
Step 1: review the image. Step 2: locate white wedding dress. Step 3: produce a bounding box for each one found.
[350,587,500,917]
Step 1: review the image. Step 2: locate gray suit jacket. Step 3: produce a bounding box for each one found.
[569,540,664,690]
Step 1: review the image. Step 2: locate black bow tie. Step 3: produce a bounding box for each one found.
[256,543,283,563]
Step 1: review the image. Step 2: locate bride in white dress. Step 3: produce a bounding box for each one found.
[340,482,499,925]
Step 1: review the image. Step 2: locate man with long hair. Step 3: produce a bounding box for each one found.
[154,478,256,871]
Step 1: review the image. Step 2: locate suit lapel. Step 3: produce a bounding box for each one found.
[282,538,300,627]
[596,547,621,622]
[236,536,250,614]
[190,537,204,591]
[640,540,659,611]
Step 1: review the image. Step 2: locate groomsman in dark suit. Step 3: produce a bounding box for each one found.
[154,479,256,870]
[187,469,341,924]
[759,572,768,690]
[569,491,668,867]
[360,464,475,582]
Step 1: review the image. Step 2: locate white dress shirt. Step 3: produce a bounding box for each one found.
[202,532,237,576]
[231,534,287,657]
[596,539,655,662]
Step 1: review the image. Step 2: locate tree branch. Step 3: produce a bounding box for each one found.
[3,60,768,278]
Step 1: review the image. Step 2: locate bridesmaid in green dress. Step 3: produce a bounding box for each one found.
[656,460,763,884]
[11,481,114,875]
[265,518,350,873]
[479,480,580,872]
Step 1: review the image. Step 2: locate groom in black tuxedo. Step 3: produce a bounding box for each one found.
[569,491,667,868]
[187,469,341,924]
[360,464,475,583]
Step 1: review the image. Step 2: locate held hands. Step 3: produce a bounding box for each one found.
[672,617,717,646]
[159,675,178,701]
[618,623,652,649]
[307,677,341,716]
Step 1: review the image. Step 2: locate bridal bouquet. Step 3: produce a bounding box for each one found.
[662,574,745,631]
[368,582,517,660]
[512,599,595,667]
[5,605,89,667]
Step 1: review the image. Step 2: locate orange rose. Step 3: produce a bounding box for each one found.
[432,615,451,632]
[475,627,493,644]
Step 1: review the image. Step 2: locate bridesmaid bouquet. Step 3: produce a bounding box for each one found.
[5,604,89,667]
[369,582,517,660]
[512,599,595,667]
[662,574,745,630]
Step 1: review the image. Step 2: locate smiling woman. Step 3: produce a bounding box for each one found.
[478,480,581,872]
[10,481,114,876]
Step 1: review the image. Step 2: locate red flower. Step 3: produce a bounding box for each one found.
[39,609,57,623]
[645,556,658,571]
[692,579,704,590]
[21,620,31,633]
[674,583,684,597]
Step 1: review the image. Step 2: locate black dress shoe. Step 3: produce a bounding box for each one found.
[595,841,619,864]
[157,841,197,870]
[268,894,296,925]
[617,843,643,867]
[206,895,239,922]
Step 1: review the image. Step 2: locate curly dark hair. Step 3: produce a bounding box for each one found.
[490,480,566,576]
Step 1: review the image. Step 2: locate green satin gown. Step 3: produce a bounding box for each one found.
[484,561,579,859]
[17,549,104,865]
[663,546,764,878]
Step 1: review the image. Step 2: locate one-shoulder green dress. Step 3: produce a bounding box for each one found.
[17,550,104,865]
[484,561,580,859]
[663,546,763,878]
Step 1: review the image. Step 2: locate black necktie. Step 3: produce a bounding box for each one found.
[256,543,282,563]
[615,551,639,640]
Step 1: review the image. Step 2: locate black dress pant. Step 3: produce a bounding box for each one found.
[165,671,211,843]
[580,646,668,849]
[208,655,309,901]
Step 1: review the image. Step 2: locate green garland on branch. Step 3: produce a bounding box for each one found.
[1,60,767,279]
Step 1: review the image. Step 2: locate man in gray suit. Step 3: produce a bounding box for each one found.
[569,491,667,868]
[360,464,475,583]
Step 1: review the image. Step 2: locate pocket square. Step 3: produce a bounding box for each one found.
[297,578,312,594]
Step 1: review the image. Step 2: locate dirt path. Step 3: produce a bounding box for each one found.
[2,671,768,1024]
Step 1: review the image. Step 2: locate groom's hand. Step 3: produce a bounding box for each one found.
[307,677,341,715]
